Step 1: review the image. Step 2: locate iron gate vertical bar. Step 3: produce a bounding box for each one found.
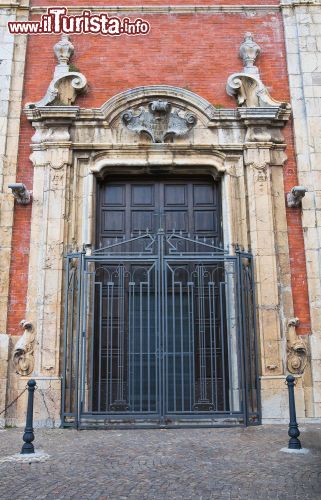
[158,229,165,422]
[78,251,86,426]
[235,248,248,425]
[75,251,85,428]
[219,281,227,411]
[236,251,247,425]
[237,250,261,426]
[248,252,261,424]
[61,254,70,423]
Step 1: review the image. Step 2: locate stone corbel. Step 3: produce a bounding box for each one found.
[226,33,290,109]
[226,73,287,108]
[26,35,87,108]
[287,186,307,208]
[286,318,309,375]
[8,183,32,205]
[12,320,35,376]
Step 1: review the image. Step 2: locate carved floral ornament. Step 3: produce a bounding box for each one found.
[121,99,197,143]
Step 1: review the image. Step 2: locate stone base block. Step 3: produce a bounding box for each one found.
[5,377,62,428]
[261,375,305,423]
[0,334,9,428]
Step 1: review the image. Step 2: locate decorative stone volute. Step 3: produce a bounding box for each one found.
[122,99,197,143]
[26,35,87,108]
[286,318,309,375]
[239,32,261,75]
[227,33,290,109]
[12,320,35,376]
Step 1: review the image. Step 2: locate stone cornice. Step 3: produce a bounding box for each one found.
[29,4,281,15]
[280,0,321,7]
[0,1,29,9]
[5,2,321,14]
[25,104,290,125]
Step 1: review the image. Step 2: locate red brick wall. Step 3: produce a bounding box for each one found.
[7,3,310,335]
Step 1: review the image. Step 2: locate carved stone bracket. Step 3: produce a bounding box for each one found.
[12,320,35,376]
[286,318,309,375]
[287,186,307,207]
[8,183,31,204]
[26,35,87,108]
[122,99,197,143]
[226,33,290,110]
[227,73,288,108]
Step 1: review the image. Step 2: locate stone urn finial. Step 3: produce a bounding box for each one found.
[239,32,261,75]
[54,34,74,76]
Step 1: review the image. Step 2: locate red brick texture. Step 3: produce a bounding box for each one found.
[7,5,310,335]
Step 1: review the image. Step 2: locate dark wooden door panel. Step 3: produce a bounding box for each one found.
[96,177,222,247]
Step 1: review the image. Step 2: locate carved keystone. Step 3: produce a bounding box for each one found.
[122,100,197,143]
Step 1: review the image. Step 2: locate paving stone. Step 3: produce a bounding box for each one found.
[0,425,320,499]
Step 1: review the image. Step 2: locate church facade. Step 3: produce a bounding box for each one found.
[0,0,320,427]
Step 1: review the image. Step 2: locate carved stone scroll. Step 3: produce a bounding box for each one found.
[122,99,197,143]
[287,318,309,375]
[26,35,87,108]
[226,33,290,109]
[12,320,35,376]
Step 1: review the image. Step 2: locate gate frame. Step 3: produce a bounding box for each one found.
[61,231,261,428]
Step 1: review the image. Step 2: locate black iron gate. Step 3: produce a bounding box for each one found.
[62,231,260,428]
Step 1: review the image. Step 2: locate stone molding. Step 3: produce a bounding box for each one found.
[29,5,281,15]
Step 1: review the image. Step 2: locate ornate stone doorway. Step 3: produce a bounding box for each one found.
[62,176,260,428]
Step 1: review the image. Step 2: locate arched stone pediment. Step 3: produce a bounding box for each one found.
[100,85,217,125]
[99,85,219,145]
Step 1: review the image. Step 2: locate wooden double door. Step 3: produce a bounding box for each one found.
[96,177,222,247]
[91,177,230,419]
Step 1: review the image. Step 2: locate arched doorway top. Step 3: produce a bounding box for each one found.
[100,85,217,124]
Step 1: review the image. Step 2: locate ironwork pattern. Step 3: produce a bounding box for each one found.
[62,231,260,428]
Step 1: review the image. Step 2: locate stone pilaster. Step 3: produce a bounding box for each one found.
[244,146,283,376]
[0,0,30,425]
[17,121,73,425]
[282,0,321,418]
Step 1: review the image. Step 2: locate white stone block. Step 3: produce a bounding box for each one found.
[301,53,318,73]
[287,53,301,74]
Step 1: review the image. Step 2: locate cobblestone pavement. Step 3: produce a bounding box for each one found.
[0,425,320,500]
